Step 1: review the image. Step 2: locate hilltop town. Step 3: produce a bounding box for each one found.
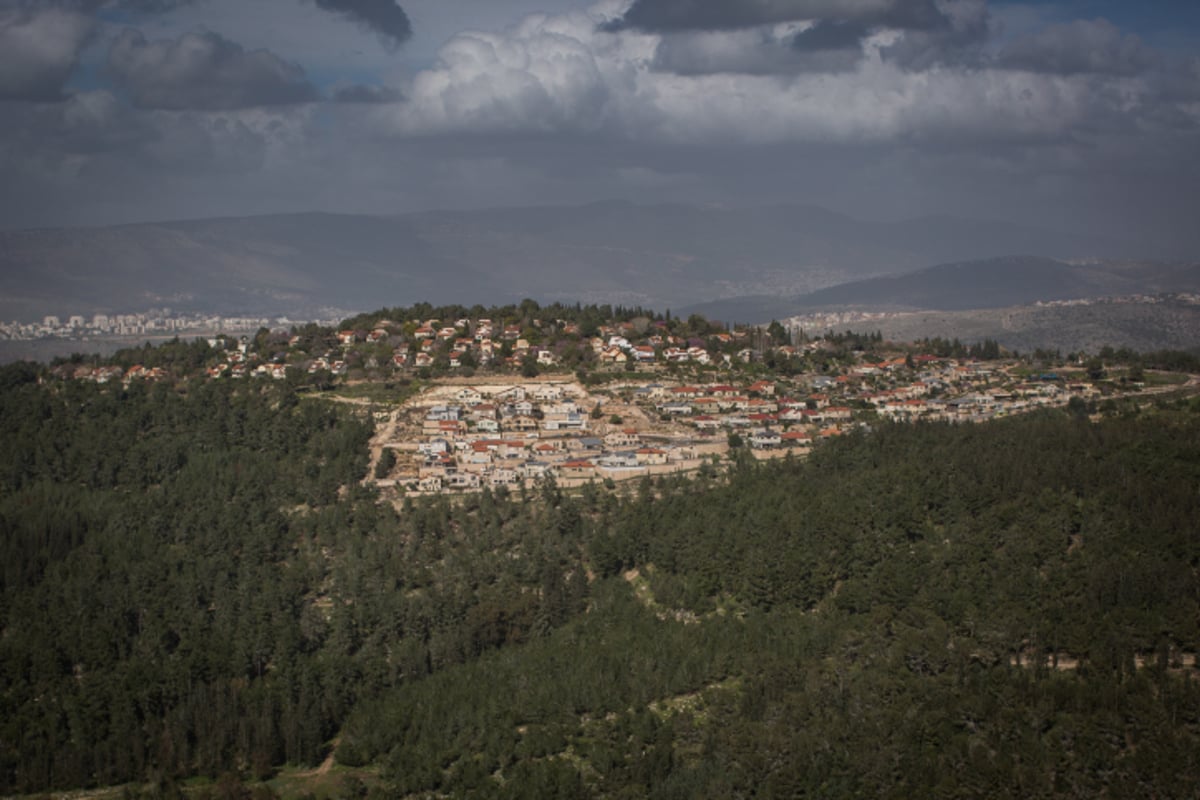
[366,356,1130,498]
[41,301,1194,499]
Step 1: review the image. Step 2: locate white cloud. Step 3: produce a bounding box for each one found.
[384,3,1141,149]
[391,9,644,135]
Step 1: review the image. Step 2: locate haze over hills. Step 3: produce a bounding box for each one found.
[683,256,1200,320]
[681,256,1200,354]
[808,300,1200,356]
[0,202,1139,322]
[789,256,1200,311]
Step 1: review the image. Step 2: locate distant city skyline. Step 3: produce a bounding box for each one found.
[1,307,335,337]
[2,0,1199,252]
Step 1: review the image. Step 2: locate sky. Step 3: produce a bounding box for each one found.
[1,0,1198,252]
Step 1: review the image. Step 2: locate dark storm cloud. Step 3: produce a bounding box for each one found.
[783,0,976,68]
[1158,57,1200,103]
[652,27,864,74]
[999,19,1157,77]
[22,0,199,13]
[603,0,954,34]
[879,0,989,70]
[789,18,869,52]
[607,0,981,75]
[313,0,412,50]
[96,0,197,10]
[0,87,282,170]
[0,89,280,228]
[332,84,403,103]
[0,89,150,160]
[107,28,319,110]
[876,0,951,31]
[1,0,413,107]
[0,1,218,106]
[602,0,813,32]
[0,8,93,102]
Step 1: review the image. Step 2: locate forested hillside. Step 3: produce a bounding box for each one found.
[2,361,1199,797]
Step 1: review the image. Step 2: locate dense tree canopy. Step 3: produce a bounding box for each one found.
[1,359,1199,797]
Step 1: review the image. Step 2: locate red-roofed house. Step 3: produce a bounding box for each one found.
[635,448,668,466]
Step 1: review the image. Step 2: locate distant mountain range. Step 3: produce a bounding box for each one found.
[0,202,1142,321]
[682,256,1200,323]
[678,255,1200,354]
[828,299,1200,356]
[793,256,1200,310]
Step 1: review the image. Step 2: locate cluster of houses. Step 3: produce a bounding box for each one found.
[852,359,1095,422]
[374,317,565,370]
[383,382,720,494]
[43,311,1139,499]
[339,315,775,372]
[385,375,856,495]
[55,364,148,384]
[47,315,861,385]
[648,382,851,447]
[199,337,306,379]
[382,355,1122,494]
